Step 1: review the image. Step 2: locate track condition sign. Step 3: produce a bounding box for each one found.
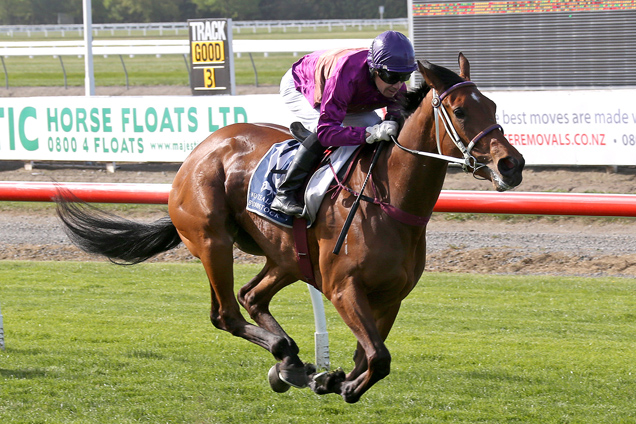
[188,18,235,95]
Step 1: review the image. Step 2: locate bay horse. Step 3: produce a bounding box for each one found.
[56,54,524,403]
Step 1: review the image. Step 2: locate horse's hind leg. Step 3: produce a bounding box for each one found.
[191,238,297,378]
[237,261,298,348]
[237,262,310,386]
[197,245,293,355]
[195,241,308,389]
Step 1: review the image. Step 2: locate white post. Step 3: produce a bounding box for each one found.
[83,0,95,96]
[308,286,330,371]
[0,303,5,350]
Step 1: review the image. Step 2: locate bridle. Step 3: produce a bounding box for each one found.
[331,80,511,229]
[392,80,504,176]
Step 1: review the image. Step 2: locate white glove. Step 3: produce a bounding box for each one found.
[365,121,398,144]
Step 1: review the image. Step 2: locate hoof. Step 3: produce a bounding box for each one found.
[309,368,346,395]
[304,362,317,375]
[268,363,290,393]
[278,362,309,388]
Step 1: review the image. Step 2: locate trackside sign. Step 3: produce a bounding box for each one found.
[188,18,235,95]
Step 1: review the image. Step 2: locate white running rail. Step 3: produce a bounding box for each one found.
[0,38,372,56]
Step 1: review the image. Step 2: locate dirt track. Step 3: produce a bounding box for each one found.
[1,85,636,278]
[1,159,635,278]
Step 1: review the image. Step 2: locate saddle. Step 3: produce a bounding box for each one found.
[246,125,361,228]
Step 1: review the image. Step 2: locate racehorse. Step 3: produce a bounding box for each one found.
[56,54,524,403]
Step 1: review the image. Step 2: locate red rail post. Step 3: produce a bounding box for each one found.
[0,181,171,204]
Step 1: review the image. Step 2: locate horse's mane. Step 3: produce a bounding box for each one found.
[401,62,465,117]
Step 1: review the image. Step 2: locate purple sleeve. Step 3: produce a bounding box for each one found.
[316,75,367,147]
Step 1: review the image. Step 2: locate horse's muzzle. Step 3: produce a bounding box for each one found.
[496,155,525,189]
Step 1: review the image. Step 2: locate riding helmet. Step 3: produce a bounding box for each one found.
[367,31,417,73]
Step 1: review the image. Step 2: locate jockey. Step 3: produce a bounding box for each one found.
[271,30,417,218]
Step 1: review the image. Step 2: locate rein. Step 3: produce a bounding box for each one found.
[392,80,504,176]
[326,80,505,228]
[328,154,430,227]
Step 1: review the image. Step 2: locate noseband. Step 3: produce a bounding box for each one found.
[393,80,504,175]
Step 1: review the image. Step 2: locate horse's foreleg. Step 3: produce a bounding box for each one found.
[329,283,395,403]
[348,342,368,380]
[306,342,367,397]
[346,302,401,383]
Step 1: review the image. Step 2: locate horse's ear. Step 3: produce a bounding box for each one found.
[417,60,443,91]
[458,52,470,80]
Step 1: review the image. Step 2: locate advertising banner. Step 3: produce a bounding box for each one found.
[0,90,634,165]
[489,90,636,166]
[0,95,295,162]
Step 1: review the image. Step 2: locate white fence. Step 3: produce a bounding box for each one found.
[0,19,408,38]
[0,38,372,57]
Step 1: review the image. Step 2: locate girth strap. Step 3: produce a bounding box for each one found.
[293,217,317,287]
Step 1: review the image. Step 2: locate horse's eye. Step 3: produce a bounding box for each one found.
[453,108,465,119]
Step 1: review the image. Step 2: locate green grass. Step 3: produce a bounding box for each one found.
[0,47,303,88]
[232,26,406,40]
[2,54,192,87]
[1,261,635,423]
[0,25,406,88]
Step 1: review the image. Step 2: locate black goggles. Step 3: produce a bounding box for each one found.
[377,69,412,84]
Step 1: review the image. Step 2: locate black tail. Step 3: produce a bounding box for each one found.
[56,196,182,265]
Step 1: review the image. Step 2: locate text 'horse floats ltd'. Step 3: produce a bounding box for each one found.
[56,54,524,403]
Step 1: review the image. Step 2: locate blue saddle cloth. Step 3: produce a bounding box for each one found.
[246,139,299,228]
[246,139,358,228]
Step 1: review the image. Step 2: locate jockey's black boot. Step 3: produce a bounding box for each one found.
[271,134,322,217]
